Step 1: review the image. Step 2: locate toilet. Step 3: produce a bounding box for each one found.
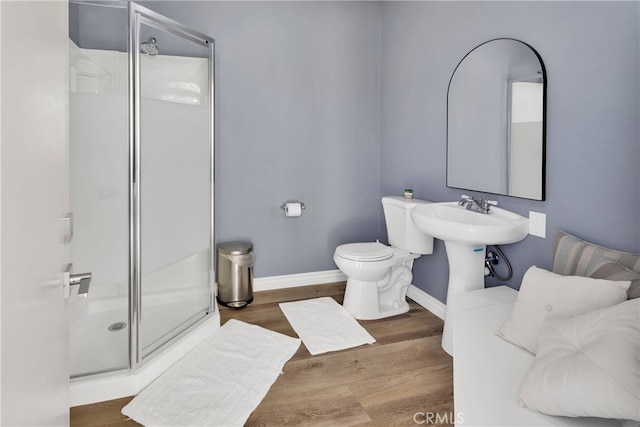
[333,196,434,320]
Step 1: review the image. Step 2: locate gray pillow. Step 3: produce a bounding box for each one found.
[586,255,640,299]
[553,231,640,299]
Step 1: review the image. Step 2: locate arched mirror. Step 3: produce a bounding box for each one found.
[447,38,546,200]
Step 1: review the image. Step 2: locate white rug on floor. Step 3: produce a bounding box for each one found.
[279,296,376,355]
[121,319,300,427]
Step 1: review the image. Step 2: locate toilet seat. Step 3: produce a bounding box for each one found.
[335,242,394,262]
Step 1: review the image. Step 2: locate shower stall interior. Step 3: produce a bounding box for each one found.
[69,1,215,379]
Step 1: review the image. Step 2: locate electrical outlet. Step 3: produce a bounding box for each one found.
[529,211,546,238]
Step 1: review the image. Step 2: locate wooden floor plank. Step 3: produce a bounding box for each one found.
[247,384,371,427]
[70,396,138,427]
[349,364,454,426]
[244,282,346,305]
[70,283,453,426]
[360,305,445,345]
[266,337,450,397]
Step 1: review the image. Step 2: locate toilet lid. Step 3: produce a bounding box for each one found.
[335,242,394,261]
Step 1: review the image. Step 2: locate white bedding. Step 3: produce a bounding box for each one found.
[451,286,620,427]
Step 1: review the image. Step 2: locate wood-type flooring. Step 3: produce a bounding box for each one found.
[70,282,453,426]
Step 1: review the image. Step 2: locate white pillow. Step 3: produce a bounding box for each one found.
[518,298,640,421]
[497,266,630,353]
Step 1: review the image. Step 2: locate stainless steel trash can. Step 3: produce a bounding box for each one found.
[217,241,254,308]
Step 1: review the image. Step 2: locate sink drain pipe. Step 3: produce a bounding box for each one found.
[485,245,513,281]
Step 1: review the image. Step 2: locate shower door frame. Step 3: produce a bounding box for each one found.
[128,2,216,371]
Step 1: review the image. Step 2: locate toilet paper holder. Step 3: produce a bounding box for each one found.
[280,201,306,216]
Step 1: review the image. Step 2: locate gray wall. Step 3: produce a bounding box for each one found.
[380,1,640,302]
[136,1,639,303]
[142,1,382,277]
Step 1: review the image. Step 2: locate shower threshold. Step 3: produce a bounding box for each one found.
[70,309,220,407]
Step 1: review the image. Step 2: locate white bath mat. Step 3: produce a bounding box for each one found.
[279,296,376,355]
[121,319,300,426]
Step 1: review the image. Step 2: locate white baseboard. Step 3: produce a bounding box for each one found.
[253,269,347,292]
[407,285,446,320]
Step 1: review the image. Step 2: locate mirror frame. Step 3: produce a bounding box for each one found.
[446,38,547,201]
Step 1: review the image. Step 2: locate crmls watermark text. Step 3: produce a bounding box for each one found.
[413,411,464,425]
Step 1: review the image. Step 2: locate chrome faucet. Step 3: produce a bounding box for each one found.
[458,194,498,214]
[458,194,477,209]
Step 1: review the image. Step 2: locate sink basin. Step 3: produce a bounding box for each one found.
[410,201,529,356]
[411,202,529,246]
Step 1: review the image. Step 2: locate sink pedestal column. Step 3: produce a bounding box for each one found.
[441,241,486,356]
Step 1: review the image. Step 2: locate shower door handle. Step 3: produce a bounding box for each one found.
[63,263,92,299]
[70,272,92,299]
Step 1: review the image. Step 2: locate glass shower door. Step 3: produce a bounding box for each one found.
[69,1,130,377]
[131,5,215,363]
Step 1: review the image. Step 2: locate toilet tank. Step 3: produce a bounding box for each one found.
[382,196,434,254]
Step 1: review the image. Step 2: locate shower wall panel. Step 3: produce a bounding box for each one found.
[70,42,129,298]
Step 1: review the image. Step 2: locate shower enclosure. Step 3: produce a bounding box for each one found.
[69,1,215,378]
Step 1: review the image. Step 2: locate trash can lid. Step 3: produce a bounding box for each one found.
[218,241,253,255]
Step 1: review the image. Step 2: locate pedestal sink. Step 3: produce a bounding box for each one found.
[411,202,529,356]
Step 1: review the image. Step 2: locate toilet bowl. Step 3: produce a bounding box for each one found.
[334,242,419,320]
[333,196,434,320]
